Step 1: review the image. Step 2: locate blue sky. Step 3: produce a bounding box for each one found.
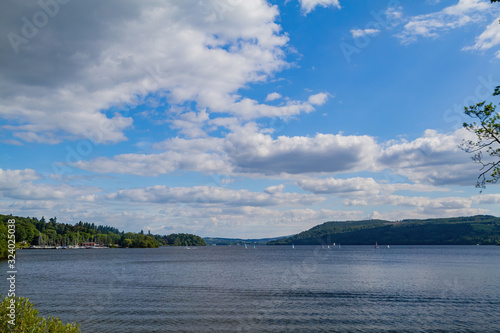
[1,0,500,238]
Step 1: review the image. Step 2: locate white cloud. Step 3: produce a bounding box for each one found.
[308,92,329,106]
[74,126,485,189]
[264,184,285,194]
[0,168,39,190]
[76,126,379,177]
[169,109,210,138]
[396,0,491,44]
[0,0,290,143]
[224,93,325,119]
[225,131,379,175]
[74,150,230,177]
[0,168,100,202]
[464,16,500,53]
[298,177,447,196]
[386,6,404,23]
[106,185,324,207]
[298,0,341,15]
[377,128,479,186]
[345,194,472,209]
[343,194,489,218]
[472,194,500,204]
[265,92,282,101]
[351,28,380,38]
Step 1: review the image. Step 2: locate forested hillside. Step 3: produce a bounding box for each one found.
[0,214,205,259]
[268,215,500,245]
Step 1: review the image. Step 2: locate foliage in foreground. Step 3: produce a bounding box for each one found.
[0,295,80,333]
[462,87,500,189]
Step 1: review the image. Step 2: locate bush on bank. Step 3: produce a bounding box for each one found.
[0,295,80,333]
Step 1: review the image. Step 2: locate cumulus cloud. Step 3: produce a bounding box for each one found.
[308,92,329,106]
[265,92,282,101]
[223,93,327,119]
[169,109,210,138]
[298,0,341,15]
[75,127,481,187]
[377,128,479,186]
[297,177,446,196]
[74,150,230,177]
[107,185,324,207]
[76,126,379,177]
[264,184,285,194]
[0,0,290,143]
[0,168,99,202]
[225,131,379,175]
[0,168,39,190]
[471,194,500,204]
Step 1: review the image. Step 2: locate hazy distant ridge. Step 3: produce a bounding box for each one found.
[204,236,292,246]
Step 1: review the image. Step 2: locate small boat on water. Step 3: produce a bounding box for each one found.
[387,245,390,249]
[375,242,379,249]
[292,244,295,249]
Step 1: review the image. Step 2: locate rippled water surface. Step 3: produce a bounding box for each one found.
[1,245,499,332]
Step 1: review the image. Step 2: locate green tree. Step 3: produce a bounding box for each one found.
[462,89,500,189]
[0,295,80,332]
[0,220,8,259]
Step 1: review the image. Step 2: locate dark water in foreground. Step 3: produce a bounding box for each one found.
[1,245,499,332]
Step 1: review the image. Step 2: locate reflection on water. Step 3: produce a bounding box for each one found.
[1,246,499,332]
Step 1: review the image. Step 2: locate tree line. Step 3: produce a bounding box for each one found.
[0,214,205,259]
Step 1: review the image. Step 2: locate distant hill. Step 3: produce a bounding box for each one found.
[267,215,500,245]
[204,236,291,246]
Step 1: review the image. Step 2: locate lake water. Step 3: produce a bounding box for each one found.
[1,245,499,332]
